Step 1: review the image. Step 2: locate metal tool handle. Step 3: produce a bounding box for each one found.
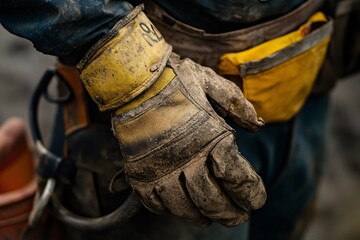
[29,68,142,230]
[51,191,142,231]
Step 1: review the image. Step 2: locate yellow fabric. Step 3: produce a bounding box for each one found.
[217,12,331,122]
[243,38,330,122]
[218,12,327,76]
[115,67,176,114]
[80,11,171,111]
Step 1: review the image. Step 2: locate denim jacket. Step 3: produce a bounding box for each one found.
[0,0,304,58]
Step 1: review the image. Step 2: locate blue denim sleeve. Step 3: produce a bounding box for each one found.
[0,0,133,57]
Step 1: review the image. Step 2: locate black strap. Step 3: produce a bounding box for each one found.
[29,69,76,184]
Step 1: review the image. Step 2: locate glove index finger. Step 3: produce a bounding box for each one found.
[200,67,265,131]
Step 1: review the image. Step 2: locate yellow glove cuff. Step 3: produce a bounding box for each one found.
[78,5,172,111]
[115,67,176,115]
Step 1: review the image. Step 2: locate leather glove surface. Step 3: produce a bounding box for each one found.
[112,53,266,227]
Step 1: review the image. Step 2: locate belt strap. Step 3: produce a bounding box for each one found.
[56,63,90,136]
[146,0,325,69]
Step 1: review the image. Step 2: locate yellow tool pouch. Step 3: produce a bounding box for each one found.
[218,12,333,123]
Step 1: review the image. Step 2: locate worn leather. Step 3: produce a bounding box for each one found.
[111,53,266,227]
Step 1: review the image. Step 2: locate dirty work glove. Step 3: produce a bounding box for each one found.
[77,5,266,227]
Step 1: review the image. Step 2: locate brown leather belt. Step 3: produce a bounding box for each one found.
[146,0,325,70]
[56,63,90,137]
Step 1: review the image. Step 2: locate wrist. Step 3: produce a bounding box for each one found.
[77,5,172,112]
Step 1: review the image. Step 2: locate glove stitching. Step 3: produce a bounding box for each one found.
[127,131,232,182]
[125,110,211,161]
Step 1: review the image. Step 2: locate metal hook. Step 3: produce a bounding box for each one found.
[28,69,62,227]
[28,68,142,230]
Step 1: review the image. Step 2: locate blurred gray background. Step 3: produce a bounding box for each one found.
[0,25,359,239]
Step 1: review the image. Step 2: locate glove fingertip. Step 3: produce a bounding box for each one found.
[248,178,267,210]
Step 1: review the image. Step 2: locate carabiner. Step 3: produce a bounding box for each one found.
[28,69,65,227]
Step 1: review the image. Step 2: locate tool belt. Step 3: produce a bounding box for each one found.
[146,0,333,123]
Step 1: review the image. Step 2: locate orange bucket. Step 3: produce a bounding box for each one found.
[0,179,36,239]
[0,118,37,239]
